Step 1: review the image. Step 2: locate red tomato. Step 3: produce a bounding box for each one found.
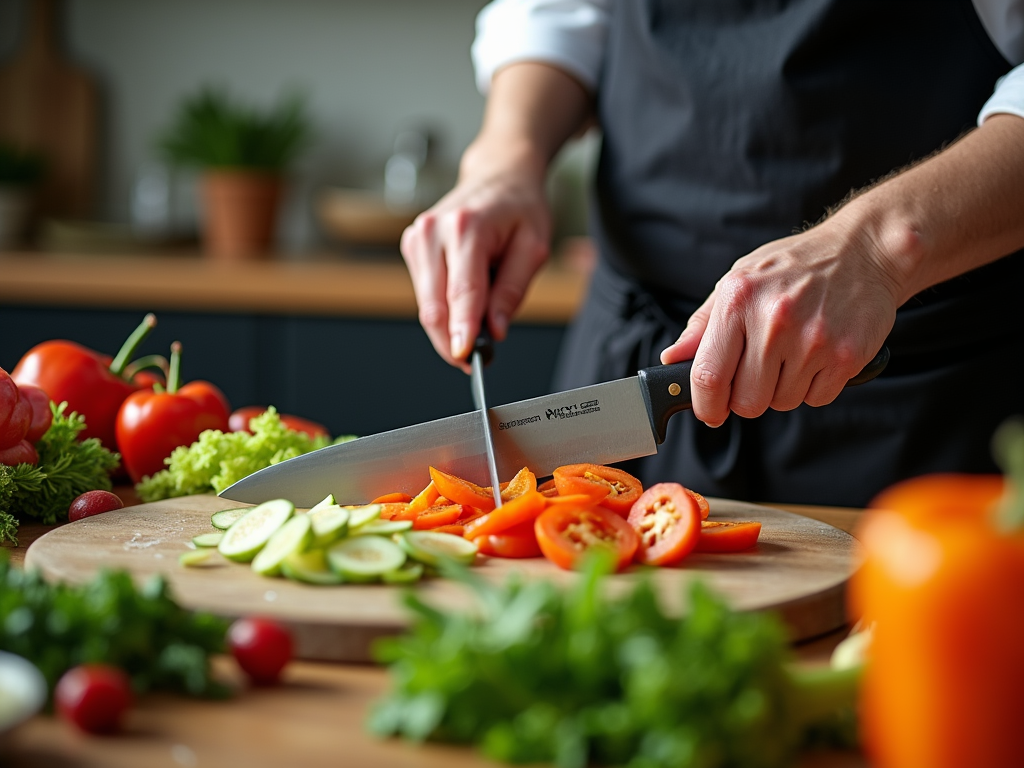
[229,406,330,439]
[535,504,639,572]
[69,490,125,522]
[687,489,711,520]
[228,617,293,685]
[477,520,543,558]
[552,464,642,516]
[55,664,133,734]
[0,389,31,450]
[627,483,702,566]
[17,384,52,443]
[694,520,762,553]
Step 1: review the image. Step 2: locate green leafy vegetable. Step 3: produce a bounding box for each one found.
[370,558,860,768]
[0,554,228,698]
[137,407,349,502]
[0,402,121,532]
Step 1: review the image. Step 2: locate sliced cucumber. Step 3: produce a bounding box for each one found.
[217,499,295,563]
[308,505,350,547]
[398,531,478,567]
[351,519,413,536]
[252,514,314,576]
[346,504,383,529]
[192,532,224,548]
[281,548,343,585]
[327,536,405,581]
[179,549,217,567]
[381,562,424,584]
[307,493,337,514]
[211,507,250,530]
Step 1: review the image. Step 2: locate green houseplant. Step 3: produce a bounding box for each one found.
[0,142,45,250]
[159,87,310,259]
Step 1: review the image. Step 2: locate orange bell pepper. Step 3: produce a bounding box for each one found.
[850,422,1024,768]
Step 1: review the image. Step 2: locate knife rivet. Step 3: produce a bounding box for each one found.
[668,383,681,397]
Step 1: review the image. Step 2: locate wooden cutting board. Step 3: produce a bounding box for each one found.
[25,495,858,661]
[0,0,98,218]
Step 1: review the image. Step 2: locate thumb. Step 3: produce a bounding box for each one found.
[661,293,714,364]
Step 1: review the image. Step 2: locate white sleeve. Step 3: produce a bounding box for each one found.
[471,0,612,95]
[978,64,1024,123]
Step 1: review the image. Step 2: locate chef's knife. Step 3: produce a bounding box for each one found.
[470,327,503,508]
[219,346,889,507]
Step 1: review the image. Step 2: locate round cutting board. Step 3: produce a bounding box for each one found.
[25,495,858,661]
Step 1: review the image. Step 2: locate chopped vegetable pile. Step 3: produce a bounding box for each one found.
[0,553,228,699]
[369,557,860,768]
[137,407,352,501]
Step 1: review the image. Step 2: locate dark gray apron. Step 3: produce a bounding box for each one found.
[554,0,1024,507]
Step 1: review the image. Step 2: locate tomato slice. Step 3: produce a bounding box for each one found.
[500,467,537,501]
[535,504,639,572]
[543,493,605,509]
[463,491,546,540]
[626,482,701,566]
[477,520,543,558]
[429,466,497,511]
[537,478,558,497]
[371,492,413,504]
[687,489,710,520]
[378,502,410,520]
[552,464,642,516]
[694,520,762,553]
[412,504,464,530]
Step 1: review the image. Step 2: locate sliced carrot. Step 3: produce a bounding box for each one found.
[404,480,441,517]
[378,502,410,520]
[371,492,414,504]
[464,491,546,540]
[429,466,496,511]
[431,524,466,537]
[413,504,464,530]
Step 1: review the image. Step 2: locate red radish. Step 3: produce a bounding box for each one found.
[68,490,125,522]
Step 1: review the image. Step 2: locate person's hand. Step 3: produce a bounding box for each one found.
[400,153,551,372]
[661,215,902,427]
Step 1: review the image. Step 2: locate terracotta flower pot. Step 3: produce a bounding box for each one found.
[201,170,283,260]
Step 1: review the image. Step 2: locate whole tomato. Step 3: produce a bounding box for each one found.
[229,405,330,439]
[115,341,230,483]
[55,664,133,734]
[228,617,293,685]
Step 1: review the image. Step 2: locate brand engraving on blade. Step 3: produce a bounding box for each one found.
[545,399,601,421]
[498,415,541,431]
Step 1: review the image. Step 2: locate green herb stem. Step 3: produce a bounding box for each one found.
[122,354,169,384]
[167,341,183,394]
[109,313,157,376]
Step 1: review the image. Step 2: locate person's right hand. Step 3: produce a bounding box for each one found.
[400,152,552,372]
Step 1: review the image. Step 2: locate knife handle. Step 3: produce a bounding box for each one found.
[471,326,494,367]
[638,345,890,444]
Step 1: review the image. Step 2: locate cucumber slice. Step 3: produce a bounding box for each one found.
[281,548,343,585]
[398,531,478,567]
[179,549,217,567]
[211,507,250,530]
[252,514,314,576]
[351,519,413,536]
[381,562,424,584]
[192,532,224,548]
[327,536,405,580]
[308,505,350,547]
[346,504,383,529]
[307,494,337,514]
[217,499,295,563]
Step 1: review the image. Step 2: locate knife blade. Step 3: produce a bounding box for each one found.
[219,346,889,507]
[470,328,503,509]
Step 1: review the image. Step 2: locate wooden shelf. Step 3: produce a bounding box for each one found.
[0,251,591,324]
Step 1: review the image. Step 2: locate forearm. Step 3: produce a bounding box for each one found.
[838,114,1024,305]
[460,62,593,185]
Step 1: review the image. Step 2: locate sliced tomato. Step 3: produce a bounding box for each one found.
[463,491,546,540]
[535,504,639,572]
[500,467,537,501]
[429,466,497,511]
[537,478,558,497]
[412,504,464,530]
[552,464,642,516]
[543,493,604,509]
[378,502,410,521]
[372,492,413,504]
[626,482,701,566]
[694,520,762,553]
[477,520,543,558]
[686,488,710,520]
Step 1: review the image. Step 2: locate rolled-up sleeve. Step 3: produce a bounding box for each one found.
[979,64,1024,122]
[471,0,611,95]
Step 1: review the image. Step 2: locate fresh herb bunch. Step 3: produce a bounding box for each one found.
[0,402,120,535]
[159,87,310,171]
[0,554,229,698]
[370,558,861,768]
[137,407,349,501]
[0,141,45,186]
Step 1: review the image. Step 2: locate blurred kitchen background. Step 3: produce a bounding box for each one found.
[0,0,598,439]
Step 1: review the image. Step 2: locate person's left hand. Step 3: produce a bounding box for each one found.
[660,215,902,427]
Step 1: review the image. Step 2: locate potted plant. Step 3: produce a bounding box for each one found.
[0,142,45,250]
[158,87,310,260]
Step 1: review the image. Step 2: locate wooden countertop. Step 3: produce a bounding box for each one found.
[1,502,866,768]
[0,251,591,323]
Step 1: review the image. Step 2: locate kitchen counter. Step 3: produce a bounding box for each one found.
[2,501,866,768]
[0,250,590,323]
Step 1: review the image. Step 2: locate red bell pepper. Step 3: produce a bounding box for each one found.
[11,314,158,451]
[116,341,231,483]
